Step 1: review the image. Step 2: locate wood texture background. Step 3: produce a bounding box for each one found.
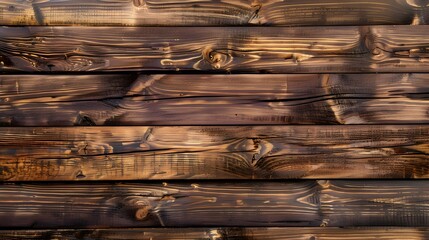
[1,0,427,26]
[1,26,429,73]
[0,181,428,228]
[2,228,429,240]
[1,125,429,181]
[1,73,429,125]
[1,0,429,238]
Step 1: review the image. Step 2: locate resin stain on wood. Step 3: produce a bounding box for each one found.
[0,181,428,228]
[0,0,427,26]
[1,26,429,72]
[1,125,429,181]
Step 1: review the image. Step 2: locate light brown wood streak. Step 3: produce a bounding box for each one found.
[1,227,429,240]
[1,125,429,181]
[0,0,427,26]
[0,181,428,228]
[0,74,429,126]
[1,26,429,72]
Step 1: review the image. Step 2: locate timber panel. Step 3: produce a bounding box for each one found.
[0,181,428,228]
[1,228,429,240]
[1,126,429,181]
[1,26,429,73]
[1,74,429,126]
[0,0,427,26]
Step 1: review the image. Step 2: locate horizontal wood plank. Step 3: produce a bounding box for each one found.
[1,74,429,126]
[1,125,429,181]
[1,26,429,72]
[0,181,428,228]
[1,0,427,26]
[1,227,429,240]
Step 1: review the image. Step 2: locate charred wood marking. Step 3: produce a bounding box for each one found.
[0,181,428,228]
[1,26,429,72]
[0,125,429,181]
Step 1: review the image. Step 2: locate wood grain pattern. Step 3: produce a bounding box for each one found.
[1,74,429,126]
[1,0,427,26]
[1,125,429,181]
[1,227,429,240]
[1,26,429,73]
[0,181,428,228]
[2,0,428,235]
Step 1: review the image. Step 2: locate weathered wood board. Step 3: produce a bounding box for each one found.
[1,126,429,181]
[1,26,429,72]
[0,181,428,228]
[1,227,429,240]
[1,74,429,126]
[1,0,427,26]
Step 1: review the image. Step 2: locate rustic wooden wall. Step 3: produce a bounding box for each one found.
[1,0,429,239]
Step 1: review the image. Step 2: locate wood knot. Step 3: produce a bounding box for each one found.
[135,206,150,220]
[0,54,13,68]
[317,180,330,189]
[320,219,329,227]
[249,0,263,24]
[133,0,145,7]
[202,48,232,70]
[0,166,14,180]
[75,170,86,179]
[75,113,96,126]
[160,195,176,202]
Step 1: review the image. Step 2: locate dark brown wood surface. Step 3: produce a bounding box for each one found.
[1,73,429,126]
[1,0,427,26]
[1,0,429,236]
[1,227,428,240]
[0,181,428,228]
[1,26,429,72]
[1,125,429,181]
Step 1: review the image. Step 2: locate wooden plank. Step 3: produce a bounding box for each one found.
[0,181,428,228]
[1,26,429,73]
[1,227,428,240]
[1,125,429,181]
[1,0,427,27]
[1,73,429,126]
